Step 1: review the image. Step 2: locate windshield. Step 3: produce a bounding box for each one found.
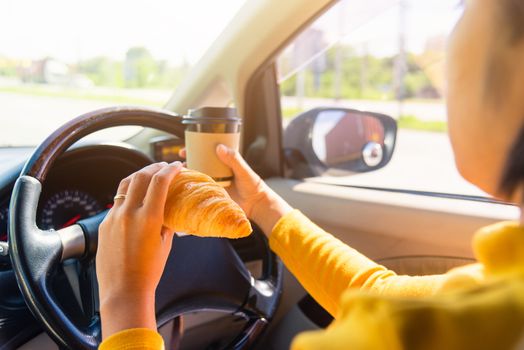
[0,0,246,147]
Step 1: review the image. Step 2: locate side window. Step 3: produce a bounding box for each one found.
[277,0,482,196]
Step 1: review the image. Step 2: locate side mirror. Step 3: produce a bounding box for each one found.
[283,108,397,178]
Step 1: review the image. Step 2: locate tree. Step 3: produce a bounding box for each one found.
[279,43,436,101]
[124,47,157,88]
[78,56,123,87]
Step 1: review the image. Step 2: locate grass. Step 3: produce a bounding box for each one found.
[0,85,163,107]
[282,107,304,119]
[397,115,447,133]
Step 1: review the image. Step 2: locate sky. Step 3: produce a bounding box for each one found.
[312,110,346,160]
[0,0,247,65]
[0,0,462,66]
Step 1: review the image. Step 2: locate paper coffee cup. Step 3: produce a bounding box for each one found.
[182,107,241,187]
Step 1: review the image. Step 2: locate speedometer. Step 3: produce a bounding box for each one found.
[40,190,103,230]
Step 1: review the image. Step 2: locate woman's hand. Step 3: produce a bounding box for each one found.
[180,145,292,236]
[96,161,183,339]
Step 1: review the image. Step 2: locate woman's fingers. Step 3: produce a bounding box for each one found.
[123,162,167,209]
[113,175,132,209]
[143,162,183,213]
[178,148,186,159]
[216,144,259,182]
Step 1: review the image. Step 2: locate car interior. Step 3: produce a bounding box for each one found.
[0,0,519,349]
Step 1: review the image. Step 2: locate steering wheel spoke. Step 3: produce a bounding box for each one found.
[9,176,62,276]
[9,175,101,348]
[56,225,86,261]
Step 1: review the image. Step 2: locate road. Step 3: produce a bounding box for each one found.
[0,92,484,197]
[0,92,145,147]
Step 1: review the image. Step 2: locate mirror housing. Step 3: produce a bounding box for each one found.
[283,107,397,178]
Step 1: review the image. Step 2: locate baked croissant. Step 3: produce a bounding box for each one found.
[163,168,252,238]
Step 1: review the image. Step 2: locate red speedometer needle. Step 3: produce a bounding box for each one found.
[62,214,81,228]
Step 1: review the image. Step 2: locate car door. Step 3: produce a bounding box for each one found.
[239,0,520,341]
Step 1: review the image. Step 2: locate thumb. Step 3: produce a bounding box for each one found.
[216,144,258,180]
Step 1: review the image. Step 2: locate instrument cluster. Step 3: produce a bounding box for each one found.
[0,143,152,244]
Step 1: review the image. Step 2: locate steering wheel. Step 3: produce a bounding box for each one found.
[8,107,283,349]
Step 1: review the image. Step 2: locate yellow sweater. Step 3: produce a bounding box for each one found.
[100,210,524,349]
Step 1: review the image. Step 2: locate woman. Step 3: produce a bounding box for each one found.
[98,0,524,348]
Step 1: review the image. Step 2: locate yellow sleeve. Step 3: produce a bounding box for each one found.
[99,328,164,350]
[291,278,524,350]
[269,210,450,317]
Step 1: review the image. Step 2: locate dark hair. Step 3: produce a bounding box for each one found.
[499,0,524,44]
[500,126,524,197]
[495,0,524,198]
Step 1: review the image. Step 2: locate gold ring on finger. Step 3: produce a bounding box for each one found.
[113,194,127,201]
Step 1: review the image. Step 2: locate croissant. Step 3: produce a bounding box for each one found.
[163,168,252,238]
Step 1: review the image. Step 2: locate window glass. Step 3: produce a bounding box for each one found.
[0,0,246,146]
[278,0,486,197]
